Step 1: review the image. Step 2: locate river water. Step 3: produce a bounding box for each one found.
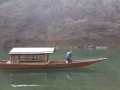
[0,48,120,90]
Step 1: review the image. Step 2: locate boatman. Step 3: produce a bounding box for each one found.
[65,50,72,63]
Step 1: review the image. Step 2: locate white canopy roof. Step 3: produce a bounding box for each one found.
[9,47,55,54]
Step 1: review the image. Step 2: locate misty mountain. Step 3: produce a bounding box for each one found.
[0,0,120,47]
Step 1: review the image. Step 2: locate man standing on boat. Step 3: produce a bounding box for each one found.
[65,50,72,63]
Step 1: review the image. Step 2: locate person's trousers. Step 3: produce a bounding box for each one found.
[67,58,72,63]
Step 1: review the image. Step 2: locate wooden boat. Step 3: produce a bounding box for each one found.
[0,47,107,69]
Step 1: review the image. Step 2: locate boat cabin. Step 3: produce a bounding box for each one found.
[8,47,55,64]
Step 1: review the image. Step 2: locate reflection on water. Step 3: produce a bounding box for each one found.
[66,73,73,80]
[10,73,56,87]
[11,84,55,87]
[0,67,103,87]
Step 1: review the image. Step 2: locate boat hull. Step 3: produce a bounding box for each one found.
[0,58,107,69]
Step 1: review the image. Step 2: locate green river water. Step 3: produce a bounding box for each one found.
[0,48,120,90]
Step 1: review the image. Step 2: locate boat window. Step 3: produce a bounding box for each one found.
[19,55,27,60]
[36,55,44,60]
[10,55,19,63]
[28,55,34,60]
[12,55,18,60]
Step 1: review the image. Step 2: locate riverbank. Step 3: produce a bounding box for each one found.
[2,38,120,49]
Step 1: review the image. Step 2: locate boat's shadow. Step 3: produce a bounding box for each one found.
[0,67,103,74]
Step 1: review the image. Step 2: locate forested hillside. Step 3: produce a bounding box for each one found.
[0,0,120,47]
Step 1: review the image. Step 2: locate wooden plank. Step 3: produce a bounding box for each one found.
[10,55,12,63]
[18,55,20,60]
[44,54,48,64]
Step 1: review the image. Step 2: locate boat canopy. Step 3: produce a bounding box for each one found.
[9,47,55,54]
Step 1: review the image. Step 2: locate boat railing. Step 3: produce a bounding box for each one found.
[18,60,47,63]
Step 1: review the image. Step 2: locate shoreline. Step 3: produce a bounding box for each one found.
[2,38,120,49]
